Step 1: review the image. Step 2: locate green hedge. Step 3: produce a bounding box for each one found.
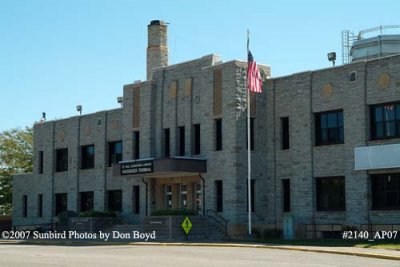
[79,210,116,218]
[151,209,196,216]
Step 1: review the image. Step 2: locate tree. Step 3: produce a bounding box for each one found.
[0,127,33,215]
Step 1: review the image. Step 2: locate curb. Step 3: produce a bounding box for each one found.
[126,242,400,261]
[1,240,399,261]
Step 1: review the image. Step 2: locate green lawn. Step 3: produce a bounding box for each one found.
[247,239,400,250]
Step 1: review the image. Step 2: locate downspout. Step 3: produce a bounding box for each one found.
[199,173,205,216]
[142,178,148,216]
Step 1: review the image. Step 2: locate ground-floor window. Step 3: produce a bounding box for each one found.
[55,193,68,216]
[38,194,43,217]
[108,190,122,212]
[195,182,202,215]
[133,186,140,214]
[22,195,27,217]
[215,180,223,212]
[282,179,291,212]
[80,191,94,212]
[247,179,255,212]
[316,176,345,211]
[372,173,400,210]
[180,184,188,209]
[165,185,172,210]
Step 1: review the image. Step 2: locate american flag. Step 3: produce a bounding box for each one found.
[247,51,263,93]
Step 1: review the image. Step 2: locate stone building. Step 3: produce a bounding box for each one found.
[13,20,400,238]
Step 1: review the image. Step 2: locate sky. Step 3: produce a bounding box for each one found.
[0,0,399,132]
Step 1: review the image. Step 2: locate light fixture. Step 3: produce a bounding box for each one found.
[328,52,336,67]
[76,105,82,115]
[117,97,123,107]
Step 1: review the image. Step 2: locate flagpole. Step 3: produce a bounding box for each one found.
[247,29,252,236]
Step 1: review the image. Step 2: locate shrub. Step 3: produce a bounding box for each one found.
[151,209,196,216]
[79,210,116,218]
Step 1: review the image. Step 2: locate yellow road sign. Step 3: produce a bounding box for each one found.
[181,216,192,235]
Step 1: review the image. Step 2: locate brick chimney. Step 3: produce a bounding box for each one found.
[147,20,168,80]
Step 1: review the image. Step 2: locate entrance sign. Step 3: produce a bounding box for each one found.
[181,217,192,235]
[120,160,154,175]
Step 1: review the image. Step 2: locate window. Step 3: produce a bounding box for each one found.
[134,131,140,159]
[38,194,43,217]
[372,174,400,210]
[316,177,345,211]
[370,103,400,140]
[178,126,185,156]
[195,182,202,215]
[108,190,122,212]
[215,119,222,151]
[81,145,95,169]
[80,191,94,212]
[164,128,170,157]
[349,71,356,81]
[282,179,291,212]
[281,117,289,150]
[55,193,67,216]
[39,151,44,174]
[108,141,122,167]
[165,185,172,210]
[193,124,201,155]
[180,184,188,209]
[133,186,140,214]
[215,180,223,212]
[247,179,255,212]
[22,195,27,217]
[246,118,255,150]
[55,148,68,172]
[315,110,344,146]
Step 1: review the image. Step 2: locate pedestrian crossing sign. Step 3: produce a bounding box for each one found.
[181,216,192,235]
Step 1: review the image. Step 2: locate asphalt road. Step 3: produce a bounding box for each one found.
[0,244,398,267]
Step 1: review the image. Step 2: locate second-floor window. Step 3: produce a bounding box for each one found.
[315,110,344,146]
[370,103,400,140]
[108,141,122,167]
[81,145,95,169]
[55,148,68,172]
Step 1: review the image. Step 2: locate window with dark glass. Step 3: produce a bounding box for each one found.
[372,174,400,210]
[246,118,255,150]
[281,117,289,150]
[81,145,94,169]
[55,148,68,172]
[108,190,122,212]
[215,180,223,212]
[80,191,94,212]
[282,179,291,212]
[108,141,122,167]
[178,126,185,156]
[55,193,67,216]
[22,195,27,217]
[38,194,43,217]
[164,128,170,157]
[133,186,140,214]
[39,151,44,174]
[134,131,140,159]
[247,179,255,212]
[316,177,345,211]
[370,103,400,140]
[315,110,344,146]
[193,124,201,155]
[215,119,222,151]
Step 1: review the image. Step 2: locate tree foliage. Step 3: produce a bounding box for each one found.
[0,127,33,215]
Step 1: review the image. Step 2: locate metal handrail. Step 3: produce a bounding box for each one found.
[206,209,227,235]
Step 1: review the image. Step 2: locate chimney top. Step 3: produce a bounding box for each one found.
[150,20,166,26]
